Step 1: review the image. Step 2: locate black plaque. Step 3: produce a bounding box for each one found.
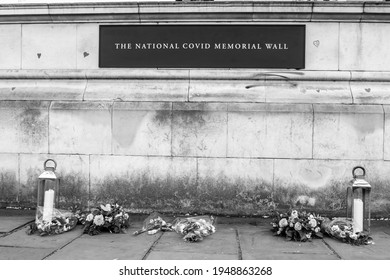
[99,25,305,69]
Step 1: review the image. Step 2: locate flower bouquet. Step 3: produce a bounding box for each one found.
[80,203,130,235]
[172,215,216,242]
[271,210,324,242]
[321,217,373,245]
[27,207,78,236]
[133,212,173,235]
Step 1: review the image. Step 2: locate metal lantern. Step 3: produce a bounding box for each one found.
[37,159,60,222]
[346,166,371,234]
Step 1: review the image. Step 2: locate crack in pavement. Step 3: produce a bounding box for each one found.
[42,233,84,260]
[235,228,243,260]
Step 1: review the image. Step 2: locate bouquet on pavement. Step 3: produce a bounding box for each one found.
[27,207,78,236]
[320,217,373,245]
[172,215,216,242]
[79,203,130,235]
[271,210,324,242]
[133,212,173,235]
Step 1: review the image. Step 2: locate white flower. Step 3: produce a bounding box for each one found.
[100,204,112,212]
[93,214,104,226]
[315,227,320,233]
[308,219,317,228]
[339,231,346,238]
[309,214,314,219]
[86,213,94,222]
[349,233,358,240]
[291,210,298,219]
[294,222,302,231]
[331,225,340,232]
[279,218,288,228]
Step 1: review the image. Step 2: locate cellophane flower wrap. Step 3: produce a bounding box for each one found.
[27,207,78,236]
[172,215,216,242]
[79,203,130,235]
[321,217,373,245]
[133,212,173,235]
[271,210,324,242]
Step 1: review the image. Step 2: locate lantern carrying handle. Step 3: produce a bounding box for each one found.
[352,166,366,178]
[43,159,57,171]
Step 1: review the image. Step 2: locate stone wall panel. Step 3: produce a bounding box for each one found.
[0,101,49,153]
[172,103,228,157]
[227,103,313,158]
[22,24,77,69]
[49,101,112,154]
[112,102,171,156]
[0,25,21,69]
[313,104,384,160]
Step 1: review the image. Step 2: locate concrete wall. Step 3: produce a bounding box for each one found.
[1,1,390,217]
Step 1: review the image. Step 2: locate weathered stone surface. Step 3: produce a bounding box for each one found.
[89,155,197,212]
[0,101,49,153]
[189,80,266,103]
[197,157,274,215]
[0,79,86,101]
[84,80,189,102]
[0,216,34,233]
[49,101,112,154]
[227,103,313,158]
[239,224,338,260]
[112,102,171,156]
[351,82,390,104]
[265,81,352,104]
[19,153,90,209]
[0,154,19,203]
[0,24,21,69]
[0,225,83,249]
[76,24,98,69]
[323,222,390,260]
[0,247,53,260]
[47,223,160,260]
[305,22,339,70]
[384,105,390,161]
[273,159,390,215]
[313,104,384,160]
[148,225,238,260]
[22,24,77,69]
[172,103,228,157]
[340,23,390,71]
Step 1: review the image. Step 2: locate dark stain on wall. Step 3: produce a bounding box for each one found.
[0,172,18,207]
[19,108,47,146]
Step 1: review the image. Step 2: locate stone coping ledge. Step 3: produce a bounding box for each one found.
[0,1,389,23]
[1,69,390,82]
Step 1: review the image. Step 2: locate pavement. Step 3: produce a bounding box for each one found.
[0,210,390,260]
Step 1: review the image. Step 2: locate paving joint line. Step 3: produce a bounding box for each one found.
[142,232,164,260]
[321,239,342,259]
[42,233,84,260]
[235,228,243,260]
[0,220,35,238]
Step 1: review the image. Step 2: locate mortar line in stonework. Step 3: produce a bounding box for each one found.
[42,233,84,260]
[311,103,315,159]
[382,104,386,161]
[48,101,52,154]
[142,232,164,260]
[321,239,342,260]
[17,154,21,203]
[235,228,243,260]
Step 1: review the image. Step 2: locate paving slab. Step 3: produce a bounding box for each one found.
[0,246,54,260]
[47,222,161,260]
[146,224,239,260]
[0,216,34,233]
[0,225,83,249]
[146,251,237,260]
[238,224,338,260]
[323,222,390,260]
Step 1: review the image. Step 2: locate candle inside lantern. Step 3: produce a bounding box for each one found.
[353,198,364,233]
[42,189,54,222]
